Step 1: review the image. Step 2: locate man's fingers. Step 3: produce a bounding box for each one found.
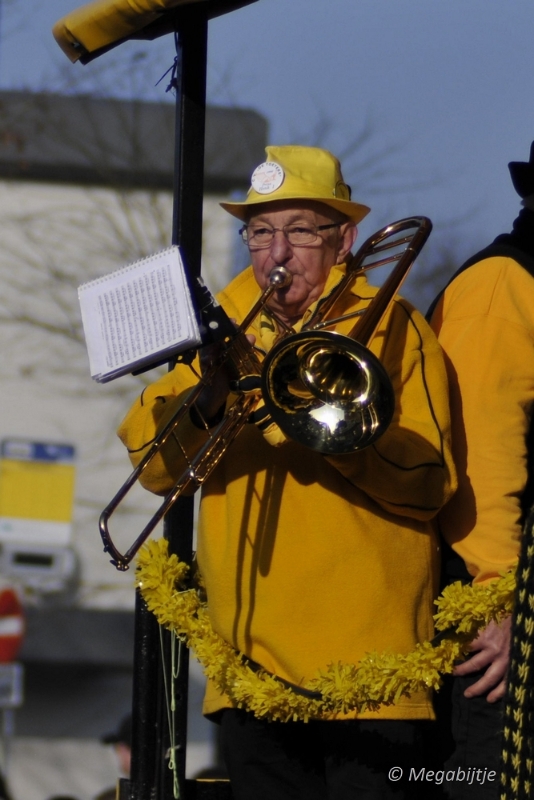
[453,652,492,676]
[485,680,507,704]
[457,656,509,698]
[462,669,505,698]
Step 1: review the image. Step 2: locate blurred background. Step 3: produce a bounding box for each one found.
[0,0,532,797]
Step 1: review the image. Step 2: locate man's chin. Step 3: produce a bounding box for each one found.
[271,293,305,317]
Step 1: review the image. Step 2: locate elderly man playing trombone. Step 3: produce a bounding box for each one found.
[118,145,457,800]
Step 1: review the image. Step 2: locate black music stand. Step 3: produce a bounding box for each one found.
[53,2,258,797]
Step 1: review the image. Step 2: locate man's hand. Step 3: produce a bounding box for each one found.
[194,341,233,422]
[453,614,512,702]
[195,324,256,424]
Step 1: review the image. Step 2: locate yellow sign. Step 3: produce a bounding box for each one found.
[0,440,76,544]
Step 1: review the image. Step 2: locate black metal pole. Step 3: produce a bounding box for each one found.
[119,592,160,800]
[162,10,209,800]
[171,10,208,262]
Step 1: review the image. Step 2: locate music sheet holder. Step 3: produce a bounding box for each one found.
[53,1,259,797]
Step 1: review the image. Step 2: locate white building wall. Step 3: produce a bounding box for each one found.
[0,178,238,610]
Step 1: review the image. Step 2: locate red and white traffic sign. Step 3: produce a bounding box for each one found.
[0,588,24,663]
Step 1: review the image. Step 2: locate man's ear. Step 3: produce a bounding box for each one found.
[336,223,358,263]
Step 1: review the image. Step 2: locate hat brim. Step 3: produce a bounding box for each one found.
[508,162,534,199]
[220,196,370,224]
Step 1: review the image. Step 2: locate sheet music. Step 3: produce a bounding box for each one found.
[78,246,201,382]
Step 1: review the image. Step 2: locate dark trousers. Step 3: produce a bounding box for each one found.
[220,708,434,800]
[438,672,503,800]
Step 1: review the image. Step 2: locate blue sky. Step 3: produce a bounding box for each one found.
[1,0,534,304]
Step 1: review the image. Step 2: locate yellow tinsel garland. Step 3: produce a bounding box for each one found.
[136,538,516,722]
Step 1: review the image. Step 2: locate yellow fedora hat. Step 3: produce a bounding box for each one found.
[220,145,371,223]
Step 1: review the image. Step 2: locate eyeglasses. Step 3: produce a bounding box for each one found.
[239,222,342,249]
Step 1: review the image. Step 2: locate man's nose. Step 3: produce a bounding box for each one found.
[269,229,292,261]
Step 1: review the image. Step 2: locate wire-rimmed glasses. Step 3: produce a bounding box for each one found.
[240,222,341,249]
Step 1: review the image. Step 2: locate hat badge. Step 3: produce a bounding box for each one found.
[250,161,285,195]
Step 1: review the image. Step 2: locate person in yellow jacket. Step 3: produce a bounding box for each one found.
[428,142,534,799]
[119,145,457,800]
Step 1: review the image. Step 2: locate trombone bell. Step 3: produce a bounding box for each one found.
[261,330,395,454]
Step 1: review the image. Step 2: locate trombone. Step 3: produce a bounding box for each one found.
[100,216,431,570]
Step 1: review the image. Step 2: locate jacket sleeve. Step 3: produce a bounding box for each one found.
[117,362,213,496]
[326,299,457,521]
[431,259,534,583]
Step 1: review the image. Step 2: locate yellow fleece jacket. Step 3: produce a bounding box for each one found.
[118,263,456,719]
[431,256,534,584]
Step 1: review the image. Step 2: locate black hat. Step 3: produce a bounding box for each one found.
[101,714,132,746]
[509,141,534,198]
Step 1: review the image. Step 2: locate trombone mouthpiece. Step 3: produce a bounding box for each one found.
[269,266,292,288]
